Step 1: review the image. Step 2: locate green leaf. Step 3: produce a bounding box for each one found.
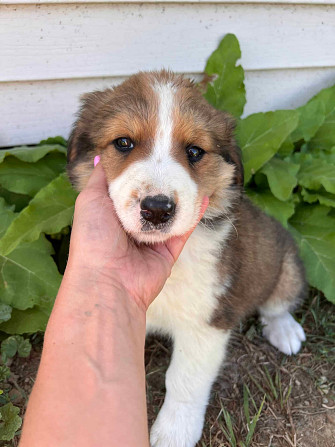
[246,189,295,227]
[0,144,66,164]
[39,136,67,147]
[0,187,31,212]
[291,97,326,143]
[16,336,32,358]
[0,235,62,311]
[1,336,18,359]
[260,157,300,201]
[204,34,246,118]
[0,403,22,441]
[0,306,50,334]
[289,205,335,303]
[0,173,77,256]
[0,304,12,324]
[302,188,335,208]
[309,85,335,151]
[297,159,335,194]
[0,199,15,238]
[0,198,61,316]
[277,136,294,158]
[0,152,66,196]
[237,110,299,183]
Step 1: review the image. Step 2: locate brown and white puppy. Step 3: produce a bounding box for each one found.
[67,70,306,447]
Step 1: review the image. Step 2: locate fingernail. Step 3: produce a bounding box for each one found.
[94,155,100,167]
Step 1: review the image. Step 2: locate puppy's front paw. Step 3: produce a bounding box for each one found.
[262,312,306,355]
[150,400,204,447]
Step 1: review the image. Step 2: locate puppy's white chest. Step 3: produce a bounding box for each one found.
[146,224,231,334]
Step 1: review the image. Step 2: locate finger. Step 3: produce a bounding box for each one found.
[84,159,108,195]
[165,196,209,262]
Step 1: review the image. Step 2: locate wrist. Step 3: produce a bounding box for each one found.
[61,261,147,313]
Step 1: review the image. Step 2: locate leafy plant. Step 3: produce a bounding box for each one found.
[0,35,334,340]
[204,34,335,303]
[0,335,31,441]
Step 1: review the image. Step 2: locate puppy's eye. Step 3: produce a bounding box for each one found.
[186,146,205,163]
[113,137,134,153]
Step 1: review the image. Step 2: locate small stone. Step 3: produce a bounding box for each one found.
[323,398,329,404]
[295,379,301,386]
[304,401,310,406]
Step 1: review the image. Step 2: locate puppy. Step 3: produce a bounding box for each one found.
[67,70,307,447]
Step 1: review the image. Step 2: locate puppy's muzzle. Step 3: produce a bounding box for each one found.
[140,195,176,226]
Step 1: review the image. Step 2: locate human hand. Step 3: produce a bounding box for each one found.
[65,158,208,310]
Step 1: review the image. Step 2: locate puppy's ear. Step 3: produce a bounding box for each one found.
[67,90,109,163]
[67,90,110,189]
[217,112,244,187]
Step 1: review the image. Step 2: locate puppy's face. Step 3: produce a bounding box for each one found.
[67,71,243,243]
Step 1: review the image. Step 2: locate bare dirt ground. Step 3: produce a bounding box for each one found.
[3,294,335,447]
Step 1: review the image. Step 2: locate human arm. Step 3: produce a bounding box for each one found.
[19,161,208,447]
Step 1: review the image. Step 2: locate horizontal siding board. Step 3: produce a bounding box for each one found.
[1,3,335,82]
[1,1,335,4]
[1,67,335,147]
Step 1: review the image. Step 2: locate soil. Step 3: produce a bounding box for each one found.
[2,298,335,447]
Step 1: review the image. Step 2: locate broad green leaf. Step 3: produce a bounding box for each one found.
[297,159,335,194]
[39,136,67,147]
[0,152,66,196]
[289,205,335,303]
[309,85,335,151]
[204,34,246,118]
[1,336,18,359]
[0,173,77,256]
[0,197,61,313]
[0,306,50,334]
[0,235,62,311]
[246,189,295,227]
[0,304,12,324]
[0,403,22,441]
[0,144,66,164]
[307,146,335,164]
[237,110,299,183]
[260,158,300,201]
[291,97,326,143]
[0,199,15,238]
[0,187,31,212]
[277,136,294,158]
[302,188,335,208]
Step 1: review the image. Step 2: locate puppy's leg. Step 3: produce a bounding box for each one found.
[259,250,307,355]
[150,326,230,447]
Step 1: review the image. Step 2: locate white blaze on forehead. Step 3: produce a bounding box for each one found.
[108,78,200,243]
[153,82,175,160]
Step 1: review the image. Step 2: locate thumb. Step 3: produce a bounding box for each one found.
[165,196,209,262]
[84,156,108,194]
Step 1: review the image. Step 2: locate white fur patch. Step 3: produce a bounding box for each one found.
[153,81,175,161]
[148,223,232,447]
[261,312,306,355]
[108,80,199,244]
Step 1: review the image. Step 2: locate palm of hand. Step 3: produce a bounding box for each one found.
[70,178,183,309]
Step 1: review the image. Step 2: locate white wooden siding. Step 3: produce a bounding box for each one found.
[0,1,335,147]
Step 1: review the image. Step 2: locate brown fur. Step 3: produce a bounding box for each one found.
[210,197,306,329]
[67,70,306,332]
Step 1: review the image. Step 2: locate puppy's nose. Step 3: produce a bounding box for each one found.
[140,195,176,225]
